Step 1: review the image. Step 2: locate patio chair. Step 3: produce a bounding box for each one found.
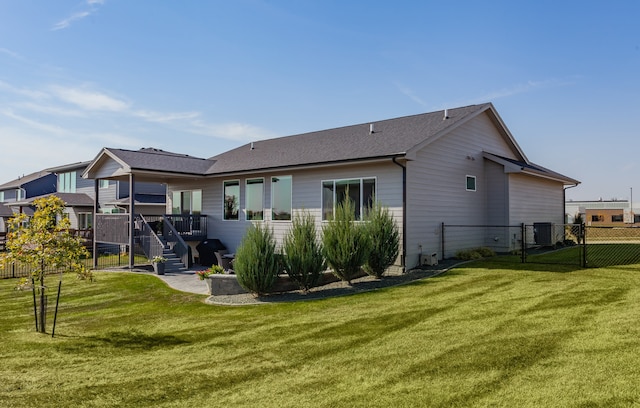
[215,250,234,273]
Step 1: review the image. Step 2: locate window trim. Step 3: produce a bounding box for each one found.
[270,175,292,222]
[466,175,476,192]
[223,180,240,221]
[172,189,202,215]
[321,177,377,221]
[99,179,110,189]
[59,171,77,193]
[245,178,265,221]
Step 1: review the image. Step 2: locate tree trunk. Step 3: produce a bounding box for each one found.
[38,270,46,333]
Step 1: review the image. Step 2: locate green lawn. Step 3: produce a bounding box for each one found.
[1,262,640,407]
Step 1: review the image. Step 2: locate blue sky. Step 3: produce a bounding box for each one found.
[0,1,638,202]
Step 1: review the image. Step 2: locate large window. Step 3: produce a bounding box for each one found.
[611,214,624,222]
[78,213,93,229]
[223,181,240,220]
[322,177,376,221]
[245,178,264,221]
[172,190,202,215]
[271,175,292,221]
[59,171,77,193]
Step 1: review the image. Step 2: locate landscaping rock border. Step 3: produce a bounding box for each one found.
[205,259,460,305]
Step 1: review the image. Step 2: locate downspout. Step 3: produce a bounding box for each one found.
[564,183,580,223]
[392,157,407,272]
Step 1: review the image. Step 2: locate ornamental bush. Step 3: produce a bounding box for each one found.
[322,197,371,284]
[234,224,279,296]
[363,202,399,278]
[283,211,325,292]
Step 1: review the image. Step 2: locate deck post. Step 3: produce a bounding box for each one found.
[93,179,99,268]
[129,173,135,269]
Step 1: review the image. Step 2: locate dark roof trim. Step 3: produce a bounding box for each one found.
[200,154,406,178]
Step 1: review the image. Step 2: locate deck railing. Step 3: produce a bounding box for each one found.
[138,215,165,260]
[161,217,190,267]
[165,214,207,240]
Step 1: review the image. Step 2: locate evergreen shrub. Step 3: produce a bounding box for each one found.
[364,202,399,278]
[234,224,279,296]
[322,198,371,284]
[283,211,325,292]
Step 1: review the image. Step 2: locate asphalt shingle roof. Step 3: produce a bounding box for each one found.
[0,170,52,190]
[205,104,490,174]
[107,147,212,175]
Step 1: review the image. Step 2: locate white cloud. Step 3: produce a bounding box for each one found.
[15,102,85,117]
[52,11,91,31]
[189,120,276,142]
[134,110,200,123]
[0,80,50,100]
[0,48,22,59]
[52,0,106,31]
[0,109,69,136]
[394,81,428,109]
[464,78,577,105]
[49,85,130,111]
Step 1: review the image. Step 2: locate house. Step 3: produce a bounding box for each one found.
[1,161,166,233]
[0,170,57,232]
[83,103,579,270]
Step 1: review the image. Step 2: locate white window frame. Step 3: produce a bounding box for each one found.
[321,177,376,221]
[99,179,110,189]
[245,178,265,221]
[271,175,292,222]
[171,190,202,215]
[223,180,240,221]
[59,171,77,193]
[466,175,477,192]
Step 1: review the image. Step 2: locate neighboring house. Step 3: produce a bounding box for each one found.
[566,199,639,226]
[5,161,166,231]
[83,103,579,270]
[0,170,57,232]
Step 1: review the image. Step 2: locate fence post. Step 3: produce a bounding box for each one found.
[521,223,526,263]
[441,222,445,260]
[581,223,587,268]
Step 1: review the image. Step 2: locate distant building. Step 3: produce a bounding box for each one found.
[565,199,639,226]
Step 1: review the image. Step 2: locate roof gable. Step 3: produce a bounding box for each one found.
[83,147,211,180]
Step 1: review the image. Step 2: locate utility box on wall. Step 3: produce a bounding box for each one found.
[420,253,438,266]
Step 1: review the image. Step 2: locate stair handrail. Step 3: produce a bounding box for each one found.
[138,215,166,260]
[162,216,190,268]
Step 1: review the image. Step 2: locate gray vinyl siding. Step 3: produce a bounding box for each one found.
[508,173,564,226]
[168,161,404,259]
[91,157,124,179]
[405,112,518,266]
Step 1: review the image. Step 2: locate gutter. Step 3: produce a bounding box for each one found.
[564,182,581,223]
[392,157,407,272]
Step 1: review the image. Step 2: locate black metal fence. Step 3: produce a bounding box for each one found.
[442,223,640,268]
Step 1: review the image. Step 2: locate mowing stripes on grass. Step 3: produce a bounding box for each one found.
[1,263,640,407]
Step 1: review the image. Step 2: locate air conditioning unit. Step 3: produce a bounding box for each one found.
[420,253,438,266]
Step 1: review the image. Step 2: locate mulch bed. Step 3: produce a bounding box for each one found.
[206,259,461,305]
